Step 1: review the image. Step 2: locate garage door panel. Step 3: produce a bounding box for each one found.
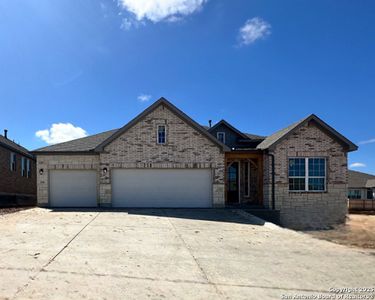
[112,169,212,208]
[49,170,97,207]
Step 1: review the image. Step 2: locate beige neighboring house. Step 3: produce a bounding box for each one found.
[32,97,358,229]
[348,170,375,211]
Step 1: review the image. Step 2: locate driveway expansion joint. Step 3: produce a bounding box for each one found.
[42,212,101,269]
[11,212,100,299]
[162,209,225,299]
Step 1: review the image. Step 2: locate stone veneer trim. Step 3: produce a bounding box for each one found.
[263,121,349,229]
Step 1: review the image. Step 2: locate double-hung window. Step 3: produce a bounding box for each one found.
[289,158,326,192]
[21,157,27,177]
[10,152,16,171]
[157,125,166,144]
[26,159,31,178]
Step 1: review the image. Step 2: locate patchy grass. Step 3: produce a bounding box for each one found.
[305,214,375,249]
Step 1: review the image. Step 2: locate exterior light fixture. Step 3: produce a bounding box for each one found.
[103,167,108,174]
[39,169,44,175]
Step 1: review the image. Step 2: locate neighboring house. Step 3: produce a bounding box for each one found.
[32,98,357,229]
[348,170,375,211]
[0,130,36,206]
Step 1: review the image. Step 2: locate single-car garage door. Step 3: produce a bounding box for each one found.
[112,169,212,208]
[49,170,97,207]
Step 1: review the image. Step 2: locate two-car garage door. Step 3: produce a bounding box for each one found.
[112,169,212,208]
[49,169,212,208]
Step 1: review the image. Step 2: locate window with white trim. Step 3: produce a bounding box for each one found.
[26,159,31,178]
[21,157,27,177]
[217,132,225,144]
[288,158,326,192]
[10,152,16,171]
[157,125,166,144]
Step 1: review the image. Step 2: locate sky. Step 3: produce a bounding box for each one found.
[0,0,374,174]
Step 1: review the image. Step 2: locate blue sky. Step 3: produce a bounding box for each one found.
[1,1,374,173]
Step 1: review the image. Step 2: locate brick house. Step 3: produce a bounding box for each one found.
[33,98,357,229]
[0,130,36,206]
[347,170,375,211]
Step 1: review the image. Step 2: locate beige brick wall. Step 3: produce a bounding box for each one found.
[36,104,225,207]
[263,121,348,229]
[100,104,225,207]
[36,155,100,205]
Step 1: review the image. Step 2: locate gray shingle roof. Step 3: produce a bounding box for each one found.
[0,135,33,158]
[33,129,118,153]
[256,114,357,152]
[366,179,375,188]
[208,120,250,140]
[244,133,266,140]
[203,124,264,140]
[32,126,264,153]
[256,116,308,150]
[31,110,357,154]
[349,170,375,188]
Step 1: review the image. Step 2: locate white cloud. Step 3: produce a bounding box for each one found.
[120,18,133,30]
[350,162,367,168]
[137,94,152,102]
[36,123,88,145]
[118,0,207,23]
[238,17,271,46]
[359,138,375,145]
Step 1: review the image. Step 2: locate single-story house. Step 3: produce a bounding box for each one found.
[348,170,375,211]
[0,130,36,206]
[32,97,357,229]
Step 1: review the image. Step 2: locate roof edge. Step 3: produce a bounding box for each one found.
[95,97,230,152]
[0,141,34,159]
[349,169,375,177]
[31,150,98,155]
[307,114,358,152]
[257,114,358,152]
[208,119,251,140]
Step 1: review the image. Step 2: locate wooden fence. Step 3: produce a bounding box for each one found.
[349,199,375,211]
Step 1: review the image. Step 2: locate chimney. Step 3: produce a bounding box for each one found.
[4,129,8,139]
[208,120,212,128]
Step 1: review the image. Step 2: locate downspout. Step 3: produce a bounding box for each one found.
[266,151,275,210]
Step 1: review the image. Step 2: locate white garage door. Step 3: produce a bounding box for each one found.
[49,170,97,207]
[112,169,212,208]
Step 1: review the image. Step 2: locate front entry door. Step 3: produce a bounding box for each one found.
[227,162,239,204]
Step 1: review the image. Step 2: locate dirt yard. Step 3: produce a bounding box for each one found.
[0,207,33,216]
[305,214,375,250]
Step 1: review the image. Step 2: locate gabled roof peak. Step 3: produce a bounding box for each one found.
[257,114,358,152]
[94,97,229,152]
[209,119,265,140]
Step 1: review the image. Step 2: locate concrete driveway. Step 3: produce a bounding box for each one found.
[0,208,374,300]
